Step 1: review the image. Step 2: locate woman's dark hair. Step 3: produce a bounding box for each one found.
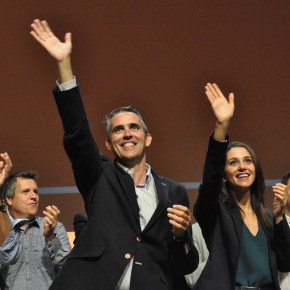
[221,141,271,227]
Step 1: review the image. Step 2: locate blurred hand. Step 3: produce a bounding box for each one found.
[167,204,192,239]
[272,183,287,222]
[0,152,12,186]
[43,205,60,241]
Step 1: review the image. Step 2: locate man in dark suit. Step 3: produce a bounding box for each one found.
[30,19,198,290]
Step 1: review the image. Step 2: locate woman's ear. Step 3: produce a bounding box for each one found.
[223,173,227,183]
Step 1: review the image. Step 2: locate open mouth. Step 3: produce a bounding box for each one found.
[236,173,250,178]
[123,142,135,147]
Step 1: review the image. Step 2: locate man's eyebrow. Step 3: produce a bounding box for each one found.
[111,125,124,131]
[21,187,39,191]
[112,123,140,129]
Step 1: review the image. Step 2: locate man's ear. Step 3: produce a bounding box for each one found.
[145,134,152,147]
[5,197,12,207]
[105,140,112,151]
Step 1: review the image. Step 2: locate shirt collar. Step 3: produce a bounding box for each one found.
[117,162,152,187]
[6,208,37,228]
[285,213,290,225]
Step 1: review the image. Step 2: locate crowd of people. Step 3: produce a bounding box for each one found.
[0,18,289,290]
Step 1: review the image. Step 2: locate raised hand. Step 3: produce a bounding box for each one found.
[43,205,60,241]
[0,152,12,186]
[30,19,72,62]
[205,83,235,125]
[205,83,235,141]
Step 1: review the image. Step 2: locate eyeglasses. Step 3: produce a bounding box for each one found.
[226,158,253,167]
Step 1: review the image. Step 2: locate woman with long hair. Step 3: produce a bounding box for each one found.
[193,83,290,290]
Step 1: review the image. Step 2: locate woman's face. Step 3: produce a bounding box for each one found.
[225,147,256,191]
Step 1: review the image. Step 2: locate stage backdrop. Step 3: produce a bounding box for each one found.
[0,1,289,230]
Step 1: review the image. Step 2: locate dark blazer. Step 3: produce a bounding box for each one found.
[193,136,290,290]
[73,212,88,245]
[49,86,198,290]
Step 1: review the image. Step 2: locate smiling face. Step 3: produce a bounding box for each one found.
[6,177,39,219]
[225,147,256,193]
[105,111,152,167]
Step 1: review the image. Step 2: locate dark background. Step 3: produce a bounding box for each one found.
[0,1,289,230]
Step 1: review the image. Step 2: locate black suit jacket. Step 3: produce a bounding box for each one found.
[73,212,88,245]
[193,136,290,290]
[49,86,198,290]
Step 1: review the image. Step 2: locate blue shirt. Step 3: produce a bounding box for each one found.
[0,211,29,266]
[0,216,71,290]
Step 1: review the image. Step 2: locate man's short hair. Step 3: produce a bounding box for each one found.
[104,106,149,140]
[1,171,39,200]
[281,171,290,185]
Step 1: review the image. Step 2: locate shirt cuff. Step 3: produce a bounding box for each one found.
[46,235,62,256]
[56,76,77,91]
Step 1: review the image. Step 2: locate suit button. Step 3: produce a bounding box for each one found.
[125,253,131,260]
[136,236,142,242]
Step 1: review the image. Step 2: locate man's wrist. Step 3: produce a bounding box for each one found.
[45,232,56,242]
[171,230,185,242]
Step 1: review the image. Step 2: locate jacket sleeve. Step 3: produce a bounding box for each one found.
[193,134,228,242]
[169,184,199,275]
[73,212,88,245]
[273,214,290,272]
[53,86,106,204]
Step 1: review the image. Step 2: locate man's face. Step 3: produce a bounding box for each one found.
[6,177,39,220]
[105,112,152,166]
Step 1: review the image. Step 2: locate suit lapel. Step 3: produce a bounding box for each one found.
[142,173,169,232]
[227,205,243,243]
[113,164,169,232]
[225,204,243,271]
[114,162,140,225]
